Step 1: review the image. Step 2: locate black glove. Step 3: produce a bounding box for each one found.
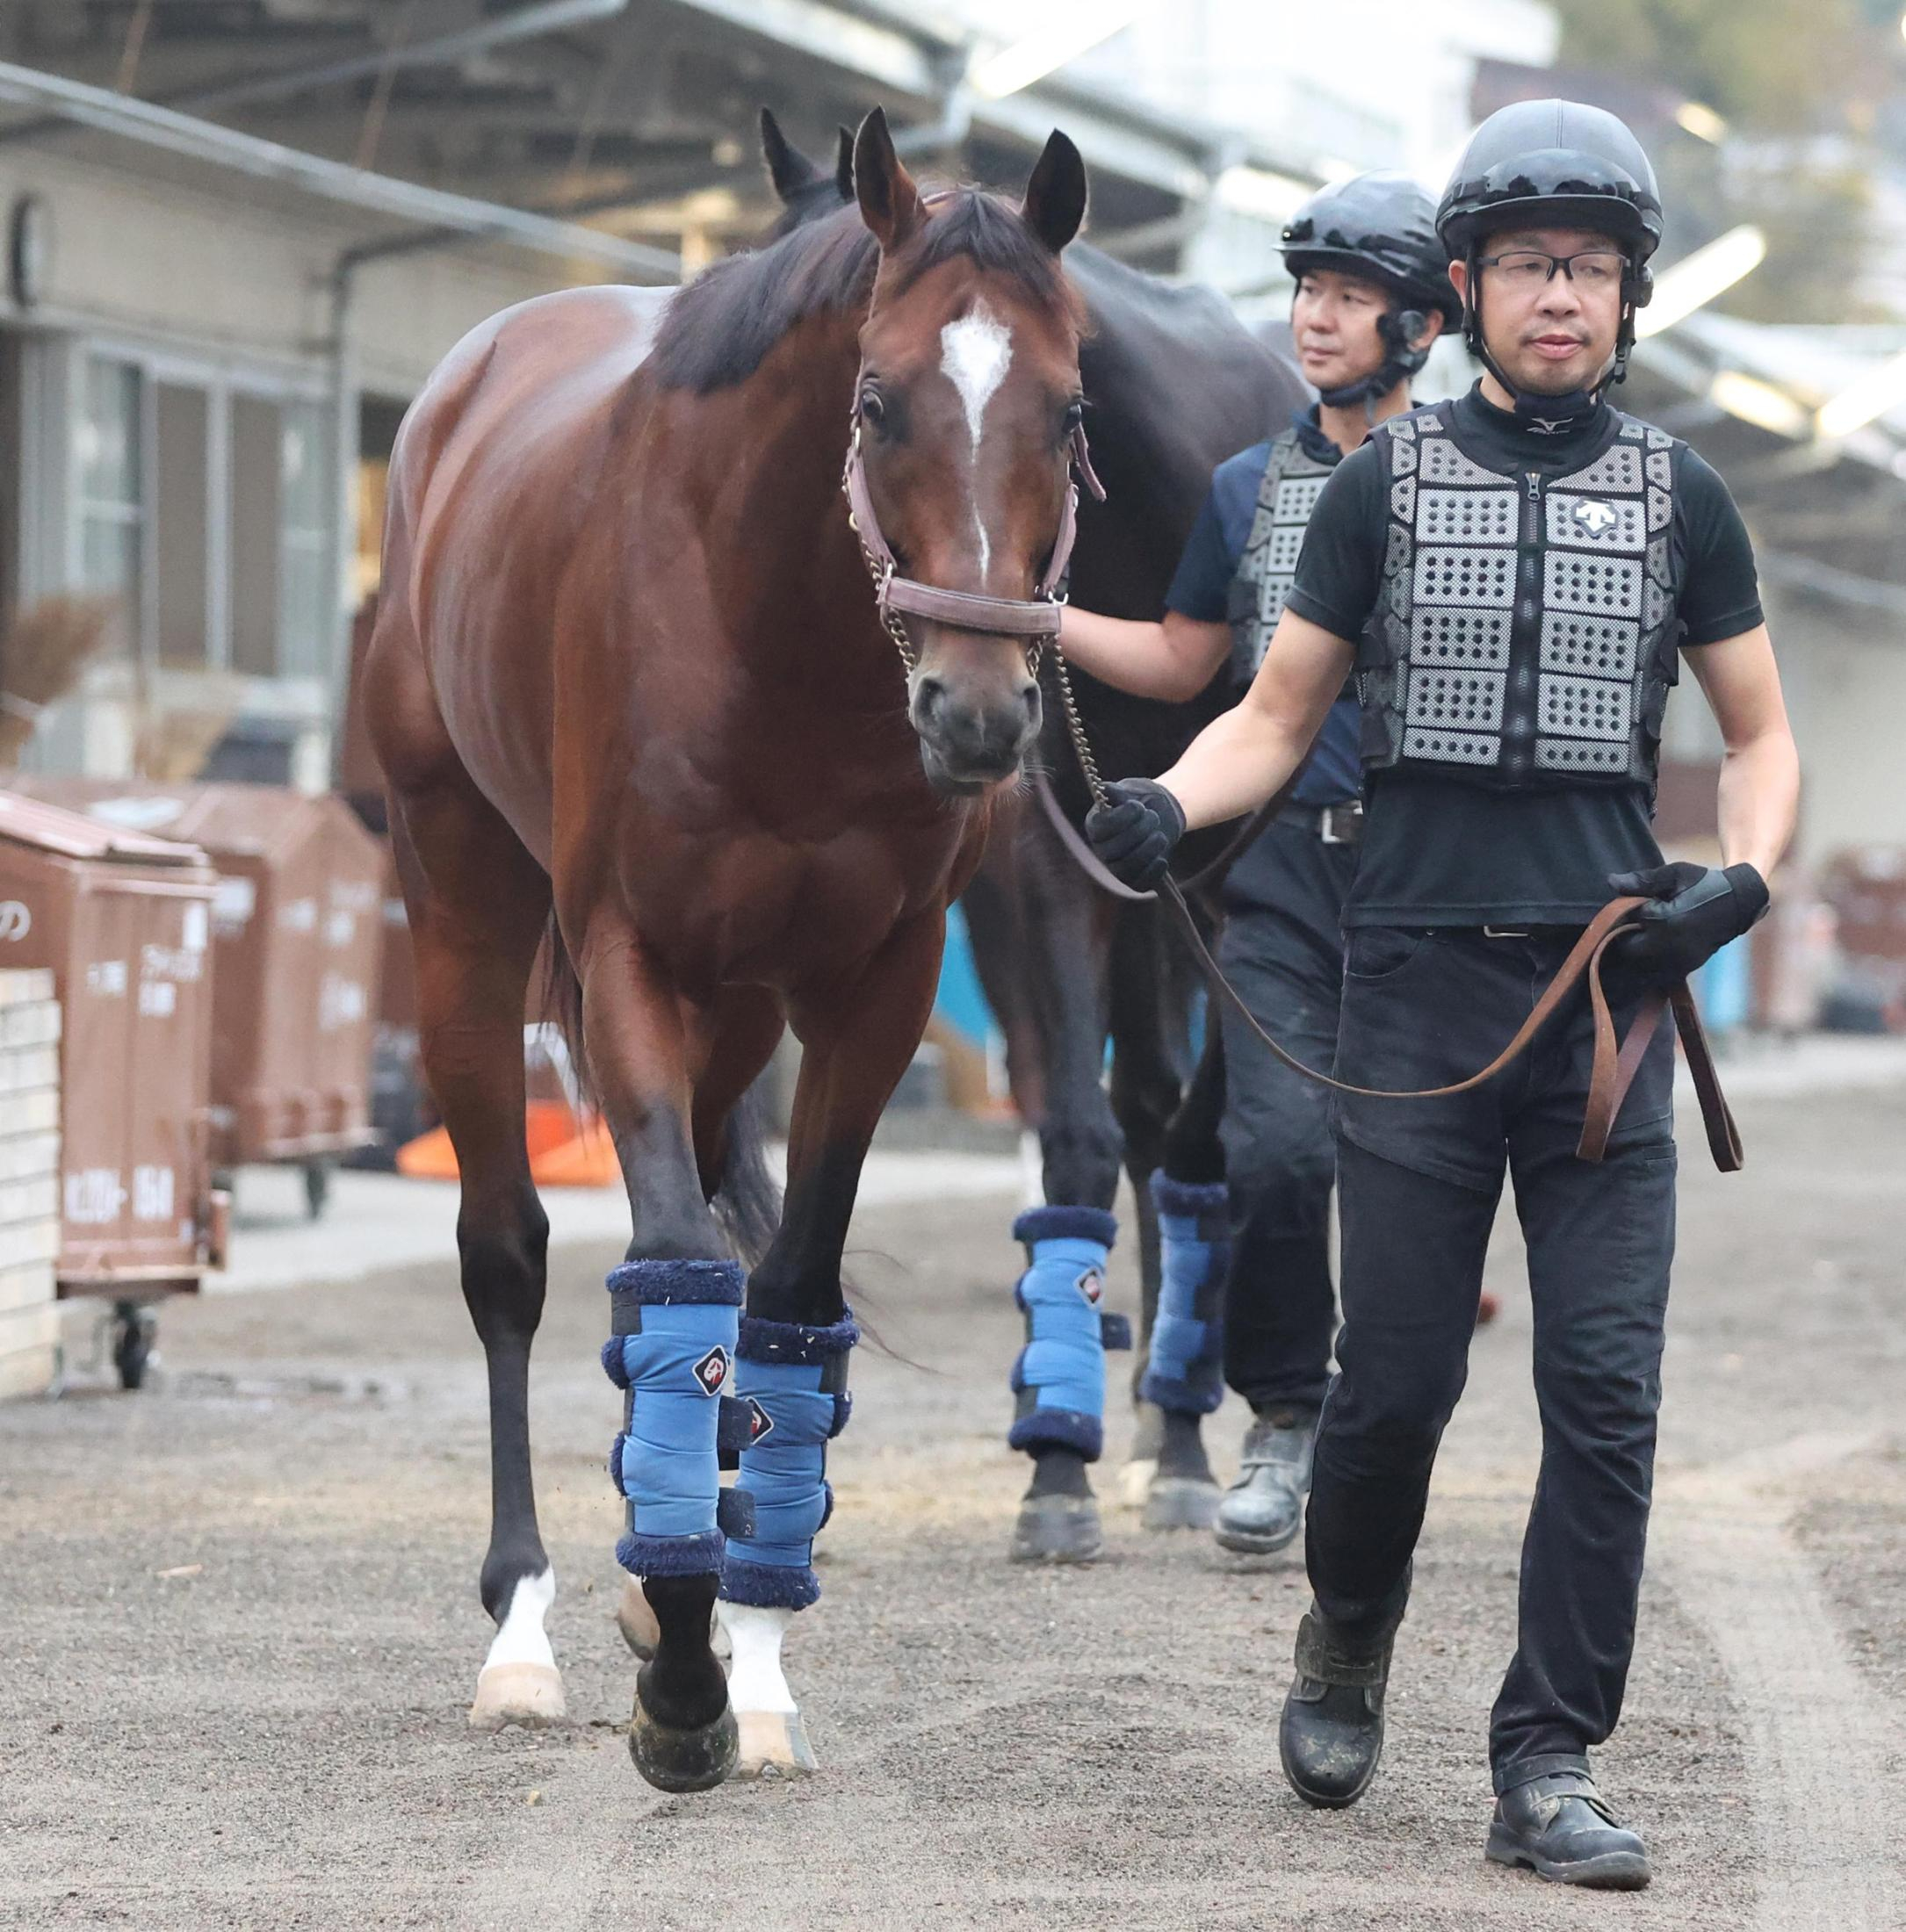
[1606,861,1770,988]
[1085,778,1186,890]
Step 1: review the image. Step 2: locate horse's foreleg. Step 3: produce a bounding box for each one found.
[1127,985,1230,1529]
[389,790,559,1730]
[716,907,944,1777]
[1008,825,1127,1561]
[581,923,740,1792]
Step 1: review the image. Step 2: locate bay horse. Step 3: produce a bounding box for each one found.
[366,109,1095,1791]
[759,113,1309,1557]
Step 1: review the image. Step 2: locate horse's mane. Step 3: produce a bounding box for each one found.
[649,187,1082,393]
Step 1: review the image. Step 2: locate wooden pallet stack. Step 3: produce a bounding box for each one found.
[0,967,61,1399]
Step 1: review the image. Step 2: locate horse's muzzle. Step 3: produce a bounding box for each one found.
[912,674,1041,793]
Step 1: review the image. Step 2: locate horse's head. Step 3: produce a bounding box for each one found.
[849,110,1090,797]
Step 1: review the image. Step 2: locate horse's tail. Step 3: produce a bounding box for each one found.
[539,911,595,1107]
[539,909,782,1265]
[712,1076,782,1269]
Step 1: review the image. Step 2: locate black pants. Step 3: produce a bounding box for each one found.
[1216,812,1356,1415]
[1307,925,1677,1788]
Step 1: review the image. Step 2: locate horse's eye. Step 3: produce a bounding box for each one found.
[1061,398,1084,436]
[859,390,886,430]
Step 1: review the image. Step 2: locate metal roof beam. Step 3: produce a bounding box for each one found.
[653,0,1315,200]
[0,58,679,279]
[0,0,631,147]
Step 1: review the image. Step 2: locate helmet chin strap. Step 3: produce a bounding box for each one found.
[1462,247,1635,434]
[1314,306,1432,419]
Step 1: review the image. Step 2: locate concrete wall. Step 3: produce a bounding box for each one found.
[0,142,605,397]
[1771,589,1906,868]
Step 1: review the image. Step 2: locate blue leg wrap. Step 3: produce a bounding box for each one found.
[1138,1172,1231,1417]
[1007,1206,1120,1461]
[603,1258,744,1579]
[718,1312,859,1611]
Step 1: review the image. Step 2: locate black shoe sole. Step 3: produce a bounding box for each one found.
[1279,1713,1383,1810]
[1484,1827,1651,1890]
[1213,1513,1301,1555]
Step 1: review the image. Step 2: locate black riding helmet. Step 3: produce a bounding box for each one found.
[1281,171,1457,410]
[1437,99,1663,422]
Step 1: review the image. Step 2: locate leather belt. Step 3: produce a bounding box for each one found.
[1278,798,1364,846]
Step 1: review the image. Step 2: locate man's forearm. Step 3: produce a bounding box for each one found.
[1154,699,1309,831]
[1716,727,1801,882]
[1058,607,1220,702]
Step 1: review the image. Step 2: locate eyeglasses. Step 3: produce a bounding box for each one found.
[1477,249,1627,290]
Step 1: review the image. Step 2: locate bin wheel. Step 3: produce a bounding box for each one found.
[111,1302,157,1391]
[303,1160,332,1221]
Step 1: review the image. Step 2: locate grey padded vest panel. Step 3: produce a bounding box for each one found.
[1360,403,1686,791]
[1226,429,1335,683]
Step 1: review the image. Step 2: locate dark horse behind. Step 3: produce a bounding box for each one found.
[760,112,1308,1559]
[369,110,1106,1791]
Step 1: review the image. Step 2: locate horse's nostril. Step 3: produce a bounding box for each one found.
[914,675,948,725]
[1019,684,1041,722]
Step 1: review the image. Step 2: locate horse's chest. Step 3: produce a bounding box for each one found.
[646,815,968,991]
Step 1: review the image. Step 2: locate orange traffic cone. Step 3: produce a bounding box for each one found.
[396,1101,622,1187]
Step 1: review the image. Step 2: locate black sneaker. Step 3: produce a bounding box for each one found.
[1485,1770,1651,1890]
[1278,1605,1397,1809]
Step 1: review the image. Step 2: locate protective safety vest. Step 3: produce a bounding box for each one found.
[1357,401,1686,792]
[1226,428,1336,685]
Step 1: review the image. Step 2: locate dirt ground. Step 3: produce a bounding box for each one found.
[5,1084,1906,1932]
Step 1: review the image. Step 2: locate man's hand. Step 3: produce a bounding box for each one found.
[1086,779,1186,890]
[1607,861,1770,988]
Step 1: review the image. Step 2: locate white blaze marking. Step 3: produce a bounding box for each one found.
[939,300,1013,580]
[482,1567,557,1672]
[718,1601,798,1714]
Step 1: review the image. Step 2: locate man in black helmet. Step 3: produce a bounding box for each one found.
[1056,173,1461,1553]
[1083,102,1799,1889]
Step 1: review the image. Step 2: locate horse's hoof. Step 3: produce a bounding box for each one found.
[469,1661,567,1730]
[616,1578,728,1662]
[734,1709,819,1779]
[628,1690,738,1793]
[1116,1457,1159,1510]
[1010,1493,1102,1563]
[1142,1474,1222,1532]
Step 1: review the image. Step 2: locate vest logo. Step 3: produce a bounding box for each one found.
[1571,500,1620,535]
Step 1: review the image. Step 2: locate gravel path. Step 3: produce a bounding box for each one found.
[4,1085,1905,1929]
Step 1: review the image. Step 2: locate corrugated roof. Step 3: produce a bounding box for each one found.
[0,789,209,867]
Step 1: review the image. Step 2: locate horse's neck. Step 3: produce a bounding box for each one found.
[684,313,899,704]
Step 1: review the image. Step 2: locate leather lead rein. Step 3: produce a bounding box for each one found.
[1038,652,1744,1174]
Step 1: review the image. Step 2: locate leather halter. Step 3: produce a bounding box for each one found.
[841,408,1107,666]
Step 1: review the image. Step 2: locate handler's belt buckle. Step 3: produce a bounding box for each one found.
[1318,802,1364,846]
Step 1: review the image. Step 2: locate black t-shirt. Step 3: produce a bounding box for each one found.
[1283,385,1765,926]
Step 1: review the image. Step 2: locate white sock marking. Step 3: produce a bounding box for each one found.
[482,1567,556,1673]
[940,300,1013,582]
[718,1601,798,1714]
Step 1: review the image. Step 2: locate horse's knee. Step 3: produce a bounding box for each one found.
[457,1189,550,1336]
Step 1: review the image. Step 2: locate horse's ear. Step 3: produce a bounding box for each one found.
[760,107,817,204]
[1022,130,1087,255]
[854,106,924,253]
[834,126,855,205]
